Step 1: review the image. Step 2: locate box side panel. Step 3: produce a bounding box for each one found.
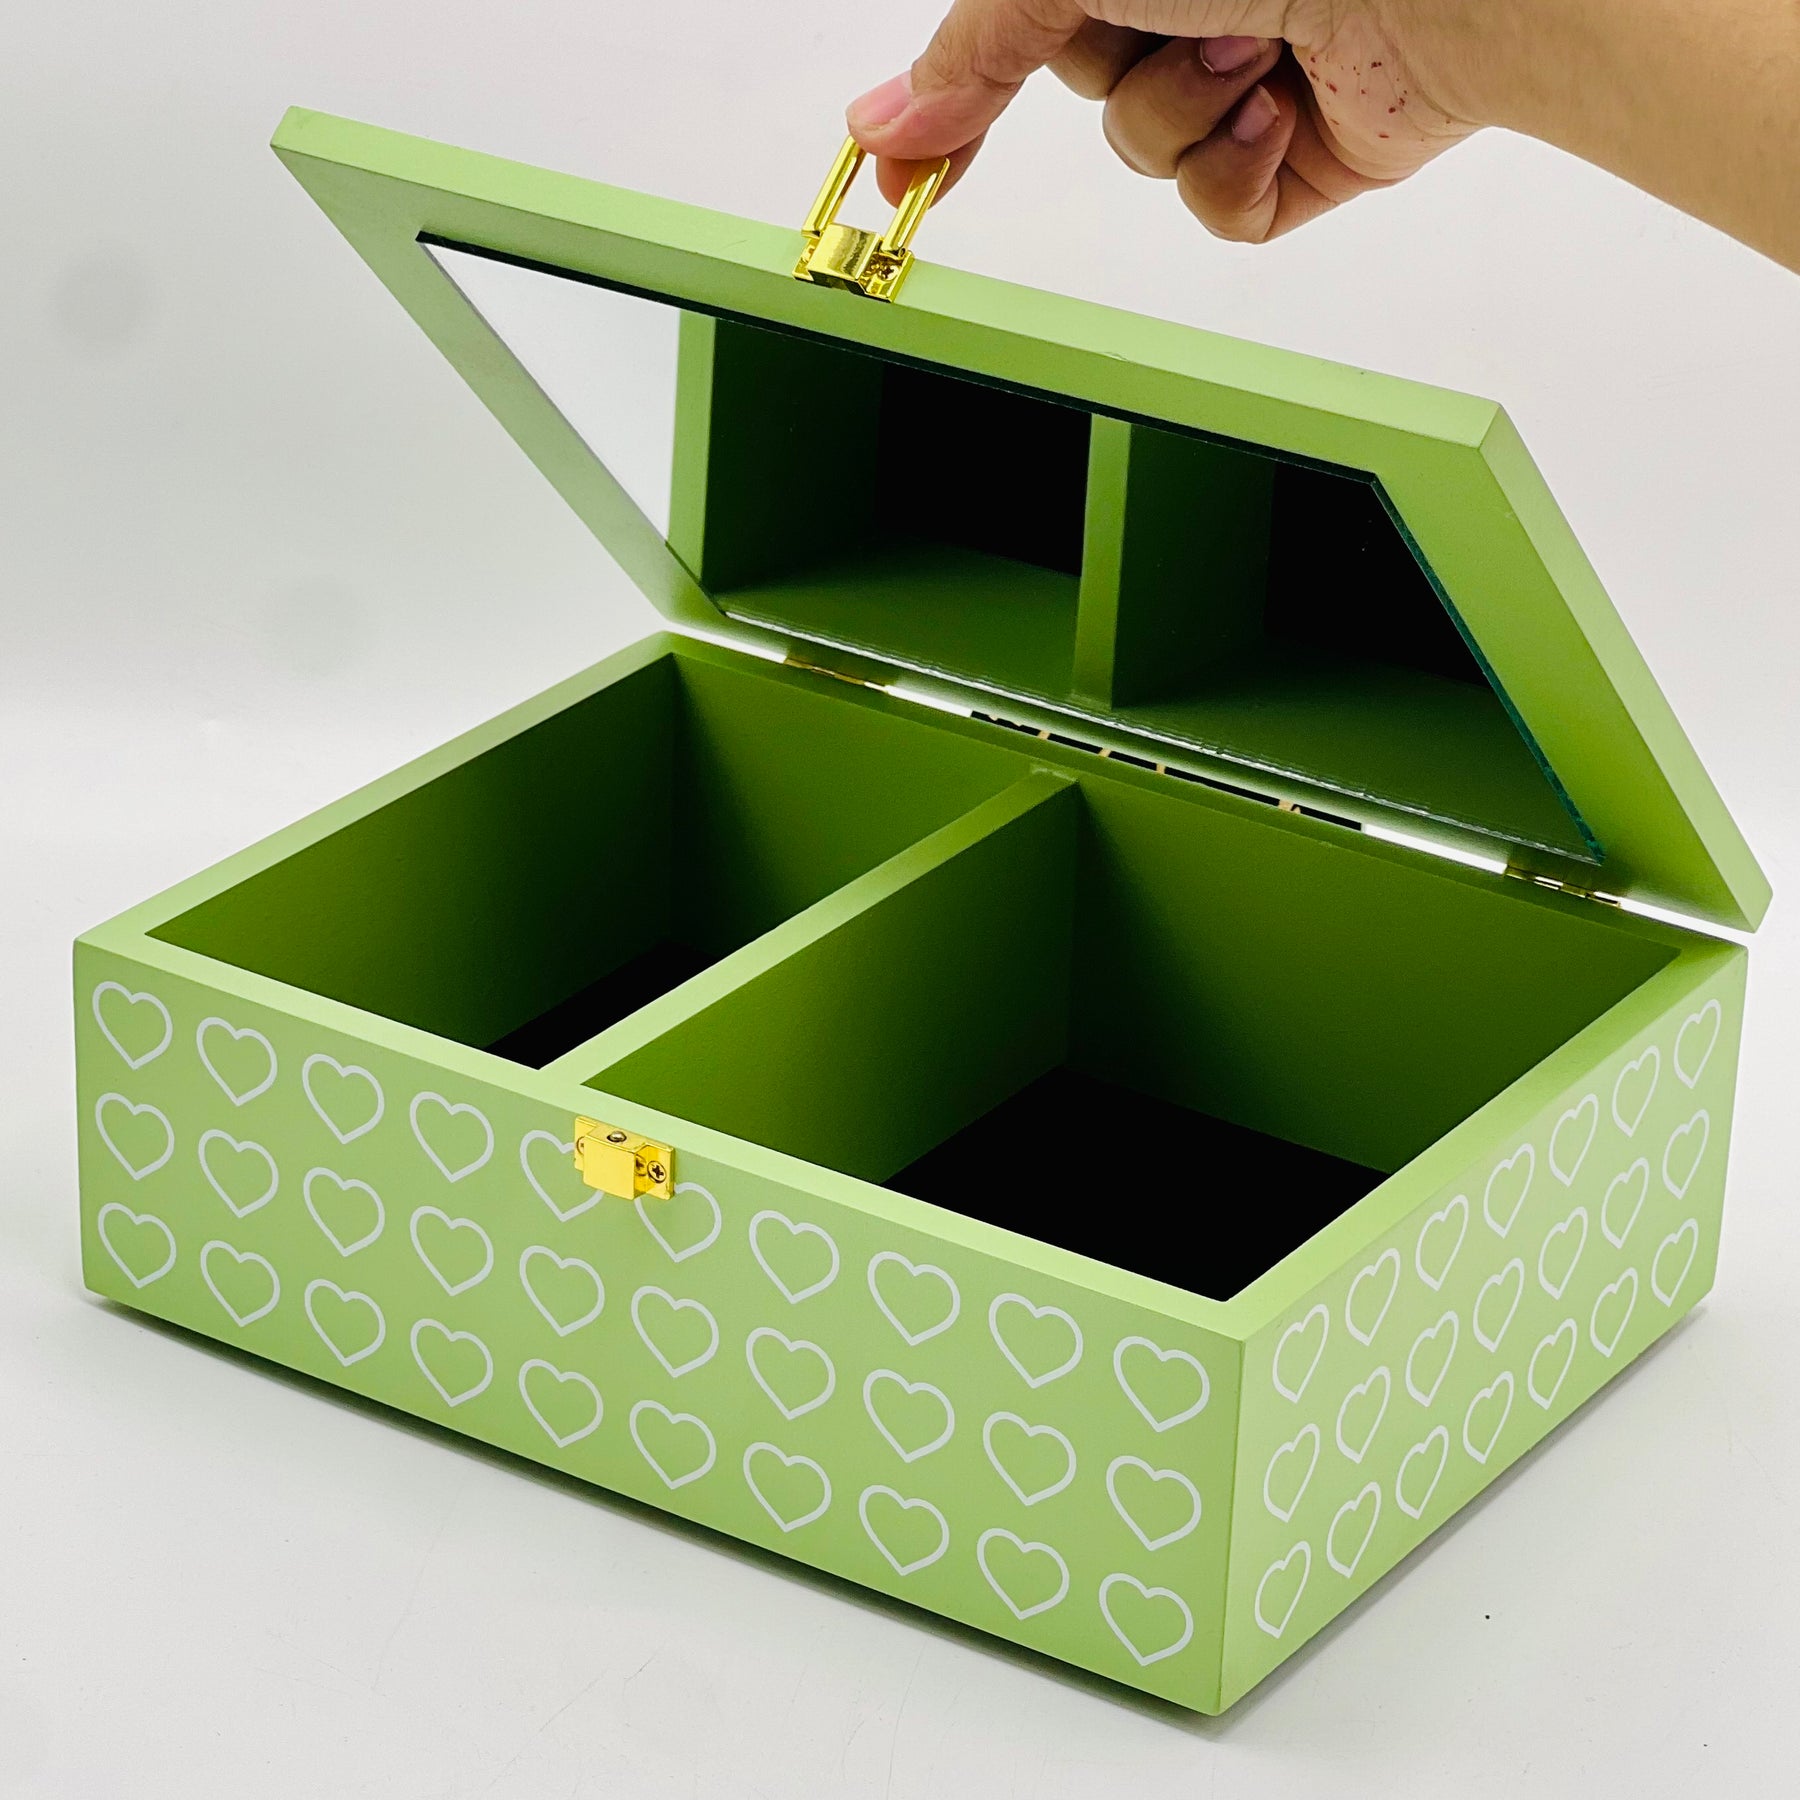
[1217,946,1746,1706]
[76,940,1236,1710]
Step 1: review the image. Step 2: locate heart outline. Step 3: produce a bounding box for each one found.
[1335,1366,1392,1465]
[1549,1095,1599,1186]
[748,1209,839,1303]
[95,1202,176,1288]
[92,981,172,1070]
[200,1239,281,1328]
[976,1528,1070,1621]
[1611,1046,1660,1138]
[1536,1205,1589,1300]
[742,1442,832,1532]
[863,1369,955,1463]
[1395,1426,1450,1520]
[866,1251,961,1346]
[1251,1545,1310,1641]
[1662,1110,1710,1199]
[1100,1572,1196,1666]
[303,1280,386,1367]
[1601,1159,1651,1249]
[1651,1220,1701,1307]
[1106,1456,1202,1552]
[197,1130,278,1218]
[1325,1482,1382,1578]
[303,1167,385,1256]
[519,1129,599,1223]
[409,1320,494,1407]
[637,1182,722,1263]
[1473,1258,1525,1352]
[409,1092,494,1183]
[1462,1371,1515,1465]
[982,1412,1076,1506]
[409,1205,495,1297]
[519,1246,605,1337]
[301,1053,384,1144]
[1527,1319,1578,1409]
[631,1285,719,1377]
[95,1092,174,1181]
[858,1485,949,1577]
[1675,999,1721,1088]
[989,1293,1083,1389]
[1404,1310,1459,1407]
[1345,1247,1401,1346]
[518,1360,603,1448]
[1483,1144,1535,1238]
[1262,1423,1320,1524]
[1590,1269,1640,1357]
[629,1400,716,1489]
[1114,1335,1209,1431]
[1272,1303,1329,1402]
[745,1327,836,1420]
[196,1017,277,1107]
[1415,1196,1469,1292]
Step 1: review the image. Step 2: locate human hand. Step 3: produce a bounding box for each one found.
[846,2,1482,243]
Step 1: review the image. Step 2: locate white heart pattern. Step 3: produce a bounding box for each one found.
[518,1360,603,1448]
[867,1251,961,1346]
[301,1053,384,1144]
[196,1018,277,1106]
[863,1370,955,1463]
[1345,1248,1400,1346]
[91,982,172,1070]
[519,1129,599,1223]
[976,1528,1070,1620]
[1482,1145,1535,1238]
[96,1202,176,1289]
[200,1239,280,1328]
[1107,1456,1203,1552]
[303,1168,385,1256]
[1675,999,1721,1088]
[1100,1573,1196,1666]
[745,1328,836,1421]
[1272,1303,1328,1402]
[988,1293,1083,1389]
[1549,1095,1599,1186]
[95,1093,174,1181]
[743,1442,832,1532]
[982,1413,1076,1506]
[304,1280,386,1367]
[1114,1335,1210,1432]
[409,1093,494,1183]
[1414,1196,1469,1292]
[1251,1545,1310,1641]
[197,1130,278,1218]
[748,1209,840,1303]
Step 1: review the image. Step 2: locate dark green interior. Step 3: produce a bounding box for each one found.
[156,643,1673,1300]
[664,308,1593,862]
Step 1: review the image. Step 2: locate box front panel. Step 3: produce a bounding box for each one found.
[77,942,1239,1710]
[1221,951,1746,1705]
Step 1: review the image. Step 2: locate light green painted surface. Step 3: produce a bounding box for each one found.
[269,105,1767,928]
[1223,946,1744,1704]
[76,634,1743,1711]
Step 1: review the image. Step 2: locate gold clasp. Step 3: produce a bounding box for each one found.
[793,136,949,302]
[572,1116,675,1201]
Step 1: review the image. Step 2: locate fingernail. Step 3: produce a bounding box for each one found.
[848,71,912,135]
[1199,36,1264,76]
[1230,86,1280,144]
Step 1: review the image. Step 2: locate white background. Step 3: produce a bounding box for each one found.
[5,3,1800,1794]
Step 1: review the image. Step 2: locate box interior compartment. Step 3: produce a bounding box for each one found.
[150,653,1032,1064]
[672,315,1091,702]
[584,737,1676,1301]
[659,303,1594,861]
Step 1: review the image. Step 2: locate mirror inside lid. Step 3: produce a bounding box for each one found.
[273,108,1769,931]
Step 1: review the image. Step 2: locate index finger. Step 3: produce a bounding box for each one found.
[846,0,1093,163]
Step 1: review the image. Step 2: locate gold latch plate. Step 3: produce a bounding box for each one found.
[794,137,948,302]
[573,1116,675,1200]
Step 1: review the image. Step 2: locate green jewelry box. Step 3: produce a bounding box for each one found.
[73,108,1768,1714]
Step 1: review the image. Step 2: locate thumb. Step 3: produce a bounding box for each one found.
[847,0,1092,162]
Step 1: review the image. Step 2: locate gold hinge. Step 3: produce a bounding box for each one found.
[1503,863,1622,907]
[793,136,948,302]
[784,650,878,688]
[572,1117,675,1201]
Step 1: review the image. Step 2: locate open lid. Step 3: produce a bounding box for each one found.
[273,107,1768,931]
